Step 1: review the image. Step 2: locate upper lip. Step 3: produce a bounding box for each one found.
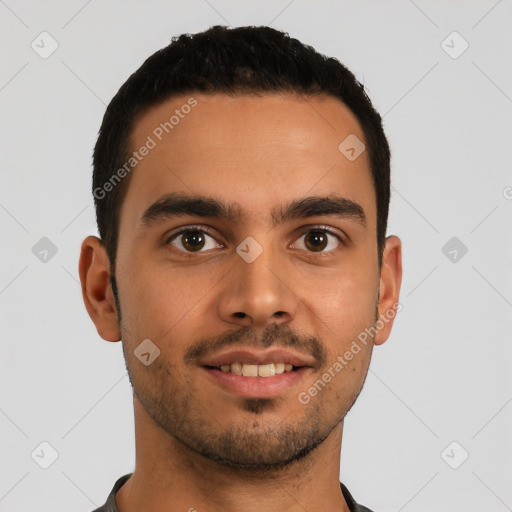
[199,348,317,368]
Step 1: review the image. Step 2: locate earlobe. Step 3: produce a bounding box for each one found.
[374,235,403,346]
[78,236,121,342]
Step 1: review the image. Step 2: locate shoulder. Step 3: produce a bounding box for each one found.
[89,473,132,512]
[340,481,377,512]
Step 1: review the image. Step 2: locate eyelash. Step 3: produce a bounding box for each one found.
[164,224,345,256]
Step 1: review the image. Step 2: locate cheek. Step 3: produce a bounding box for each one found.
[117,256,221,341]
[303,267,378,333]
[298,265,378,383]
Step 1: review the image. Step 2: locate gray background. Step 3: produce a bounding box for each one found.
[1,1,511,511]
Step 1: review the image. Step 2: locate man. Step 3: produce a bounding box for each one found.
[79,25,402,512]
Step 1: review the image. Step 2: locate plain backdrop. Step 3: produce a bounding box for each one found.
[1,1,511,511]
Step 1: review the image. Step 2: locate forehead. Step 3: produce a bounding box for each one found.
[120,92,376,233]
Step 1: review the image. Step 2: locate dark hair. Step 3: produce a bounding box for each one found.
[93,25,390,276]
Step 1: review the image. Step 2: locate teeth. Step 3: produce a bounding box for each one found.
[217,362,296,377]
[274,363,285,374]
[242,364,258,377]
[231,362,243,375]
[258,364,275,377]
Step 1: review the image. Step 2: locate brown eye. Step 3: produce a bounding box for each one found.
[181,231,206,251]
[294,228,342,253]
[304,231,328,252]
[167,228,219,253]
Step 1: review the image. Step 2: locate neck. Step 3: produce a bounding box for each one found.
[116,396,351,512]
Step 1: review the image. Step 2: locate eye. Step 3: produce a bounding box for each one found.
[165,225,343,255]
[292,227,342,253]
[166,226,222,253]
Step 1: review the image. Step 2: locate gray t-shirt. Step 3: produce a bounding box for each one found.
[91,473,375,512]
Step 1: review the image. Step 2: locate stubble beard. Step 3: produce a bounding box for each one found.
[117,293,378,476]
[126,355,331,476]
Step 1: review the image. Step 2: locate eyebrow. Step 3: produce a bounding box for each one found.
[140,192,366,229]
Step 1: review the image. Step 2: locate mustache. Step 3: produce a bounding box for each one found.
[184,323,327,366]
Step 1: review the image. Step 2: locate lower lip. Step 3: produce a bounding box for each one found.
[201,367,312,398]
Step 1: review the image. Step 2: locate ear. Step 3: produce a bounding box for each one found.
[374,235,403,346]
[78,236,121,342]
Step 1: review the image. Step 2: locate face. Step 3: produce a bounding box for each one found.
[81,92,401,472]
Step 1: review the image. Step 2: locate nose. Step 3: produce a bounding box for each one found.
[216,241,299,330]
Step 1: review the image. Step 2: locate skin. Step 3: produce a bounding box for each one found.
[79,92,402,512]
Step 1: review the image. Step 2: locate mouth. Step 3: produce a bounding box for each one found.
[203,362,300,377]
[198,349,315,398]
